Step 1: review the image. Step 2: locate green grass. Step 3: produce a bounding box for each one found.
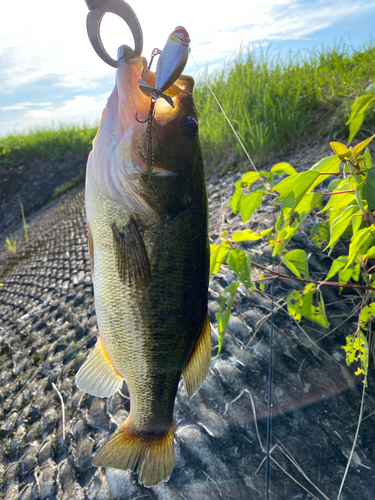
[0,123,97,172]
[0,41,375,173]
[194,40,375,169]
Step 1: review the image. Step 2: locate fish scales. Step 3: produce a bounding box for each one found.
[76,44,211,487]
[91,183,207,428]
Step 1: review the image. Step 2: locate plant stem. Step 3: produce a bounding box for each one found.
[322,189,356,196]
[252,261,375,291]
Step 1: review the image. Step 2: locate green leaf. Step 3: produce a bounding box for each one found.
[210,242,231,277]
[352,261,361,281]
[310,221,329,248]
[282,249,309,279]
[353,135,375,160]
[366,165,375,211]
[242,171,261,187]
[320,179,357,213]
[342,330,369,386]
[232,227,272,242]
[325,205,361,251]
[227,250,252,289]
[273,171,321,210]
[363,148,372,170]
[348,112,366,144]
[364,246,375,259]
[308,156,342,191]
[360,303,375,330]
[302,285,330,328]
[346,225,375,268]
[240,191,264,222]
[330,142,351,160]
[280,256,301,278]
[338,267,353,286]
[356,190,366,213]
[231,183,243,214]
[326,256,348,280]
[328,178,342,192]
[346,95,375,124]
[294,192,323,214]
[287,290,303,322]
[271,162,297,176]
[259,272,265,291]
[216,281,239,354]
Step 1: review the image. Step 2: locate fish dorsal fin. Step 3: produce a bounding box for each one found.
[182,312,212,398]
[112,218,151,286]
[75,338,124,398]
[93,417,175,487]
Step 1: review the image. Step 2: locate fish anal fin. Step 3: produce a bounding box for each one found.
[75,337,123,398]
[112,218,151,286]
[93,417,175,487]
[182,313,212,398]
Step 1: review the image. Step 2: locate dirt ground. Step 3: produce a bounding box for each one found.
[0,146,375,500]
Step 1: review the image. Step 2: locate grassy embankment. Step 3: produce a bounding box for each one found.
[0,41,375,176]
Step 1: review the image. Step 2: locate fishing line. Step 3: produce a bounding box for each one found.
[191,52,275,499]
[265,256,275,500]
[191,54,260,177]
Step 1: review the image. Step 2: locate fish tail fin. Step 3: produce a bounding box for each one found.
[75,338,124,398]
[183,312,212,398]
[92,417,175,487]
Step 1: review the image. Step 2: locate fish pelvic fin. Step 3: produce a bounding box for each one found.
[182,312,212,398]
[92,417,175,487]
[112,218,151,287]
[75,338,124,398]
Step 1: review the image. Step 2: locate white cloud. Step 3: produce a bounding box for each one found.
[24,94,108,120]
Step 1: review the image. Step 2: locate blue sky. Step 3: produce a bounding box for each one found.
[1,0,375,137]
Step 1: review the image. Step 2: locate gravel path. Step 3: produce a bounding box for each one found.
[1,150,375,500]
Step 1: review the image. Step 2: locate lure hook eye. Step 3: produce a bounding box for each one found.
[86,0,143,68]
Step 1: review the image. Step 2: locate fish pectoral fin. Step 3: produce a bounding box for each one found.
[75,338,124,398]
[93,417,175,487]
[182,312,212,398]
[112,218,151,286]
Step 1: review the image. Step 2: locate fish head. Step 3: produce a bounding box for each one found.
[89,44,204,221]
[132,62,204,219]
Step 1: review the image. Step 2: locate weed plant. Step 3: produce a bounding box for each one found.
[0,123,97,173]
[194,41,375,168]
[0,42,374,172]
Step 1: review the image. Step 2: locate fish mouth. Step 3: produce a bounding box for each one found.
[88,44,197,218]
[117,45,194,128]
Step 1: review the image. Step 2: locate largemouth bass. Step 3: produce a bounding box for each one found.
[76,43,211,487]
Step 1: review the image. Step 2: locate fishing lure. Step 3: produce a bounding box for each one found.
[137,27,191,179]
[138,26,191,108]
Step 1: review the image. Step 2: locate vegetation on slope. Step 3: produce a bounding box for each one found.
[0,124,97,174]
[0,41,374,171]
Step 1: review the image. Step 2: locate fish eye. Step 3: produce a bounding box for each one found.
[182,116,198,137]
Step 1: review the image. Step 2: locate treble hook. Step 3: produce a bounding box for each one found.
[135,100,159,129]
[84,0,143,68]
[148,48,162,70]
